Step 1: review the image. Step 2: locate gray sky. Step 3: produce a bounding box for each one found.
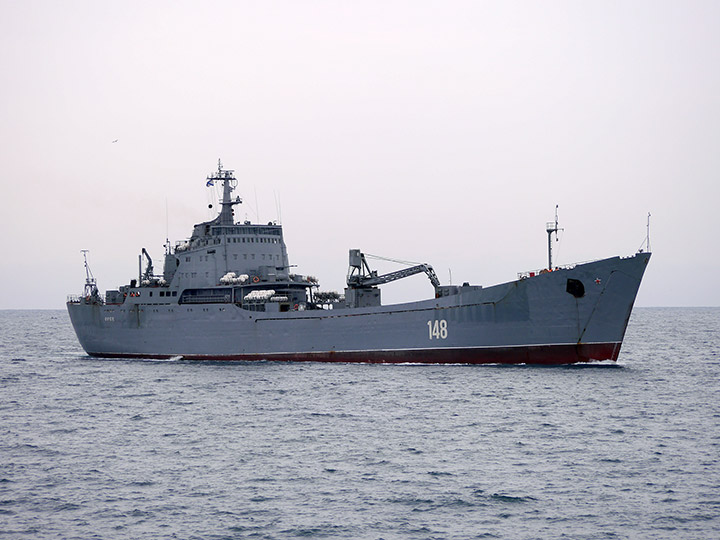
[2,0,718,309]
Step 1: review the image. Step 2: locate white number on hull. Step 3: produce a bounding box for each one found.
[427,319,448,340]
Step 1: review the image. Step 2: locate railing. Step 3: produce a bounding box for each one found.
[518,253,647,279]
[518,258,608,279]
[66,294,106,304]
[517,263,579,280]
[179,295,232,304]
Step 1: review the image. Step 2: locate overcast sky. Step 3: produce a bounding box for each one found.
[1,0,718,309]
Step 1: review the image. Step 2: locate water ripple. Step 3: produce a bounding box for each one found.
[0,308,719,539]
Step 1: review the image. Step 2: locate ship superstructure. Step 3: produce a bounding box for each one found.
[67,161,651,365]
[97,162,315,313]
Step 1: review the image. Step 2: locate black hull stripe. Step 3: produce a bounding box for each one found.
[88,342,622,365]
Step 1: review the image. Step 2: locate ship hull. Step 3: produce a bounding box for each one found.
[87,342,622,365]
[67,253,650,365]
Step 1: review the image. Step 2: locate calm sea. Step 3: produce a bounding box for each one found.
[1,308,718,539]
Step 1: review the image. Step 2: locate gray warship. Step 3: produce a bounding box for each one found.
[67,162,651,364]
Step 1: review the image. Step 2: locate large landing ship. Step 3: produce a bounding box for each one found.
[67,162,650,364]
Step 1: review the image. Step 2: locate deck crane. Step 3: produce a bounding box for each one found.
[140,248,155,282]
[345,250,440,308]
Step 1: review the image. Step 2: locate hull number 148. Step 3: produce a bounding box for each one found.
[427,319,448,340]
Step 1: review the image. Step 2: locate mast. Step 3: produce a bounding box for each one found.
[546,205,562,270]
[206,159,242,226]
[206,159,244,276]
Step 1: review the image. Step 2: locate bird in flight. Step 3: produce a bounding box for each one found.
[112,139,118,143]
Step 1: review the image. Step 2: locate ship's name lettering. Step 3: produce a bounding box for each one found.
[427,319,448,340]
[104,316,115,322]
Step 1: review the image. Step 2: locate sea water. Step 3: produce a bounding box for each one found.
[1,308,718,539]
